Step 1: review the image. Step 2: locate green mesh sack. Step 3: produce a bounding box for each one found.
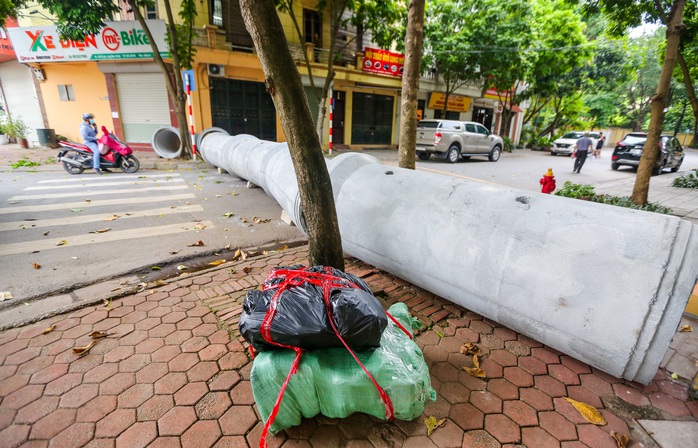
[250,302,436,435]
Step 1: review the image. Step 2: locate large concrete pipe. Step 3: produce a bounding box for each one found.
[199,132,698,384]
[152,126,183,159]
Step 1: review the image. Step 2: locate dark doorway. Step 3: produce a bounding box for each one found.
[351,92,394,145]
[332,90,345,145]
[473,106,494,132]
[210,78,276,141]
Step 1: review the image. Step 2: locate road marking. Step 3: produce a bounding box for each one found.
[25,178,185,191]
[9,184,189,201]
[0,205,204,232]
[0,194,196,215]
[0,220,215,257]
[35,173,183,184]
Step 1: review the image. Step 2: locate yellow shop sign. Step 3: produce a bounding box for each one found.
[427,93,472,112]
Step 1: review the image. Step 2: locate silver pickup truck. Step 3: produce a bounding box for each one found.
[415,119,504,163]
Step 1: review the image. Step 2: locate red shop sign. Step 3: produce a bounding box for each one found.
[362,47,404,77]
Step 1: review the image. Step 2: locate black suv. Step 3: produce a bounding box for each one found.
[611,133,684,175]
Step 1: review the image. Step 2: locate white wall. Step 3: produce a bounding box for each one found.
[0,61,44,146]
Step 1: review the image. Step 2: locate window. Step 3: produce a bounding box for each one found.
[465,123,477,133]
[211,0,222,26]
[58,85,75,102]
[303,9,322,46]
[476,125,489,135]
[144,4,157,20]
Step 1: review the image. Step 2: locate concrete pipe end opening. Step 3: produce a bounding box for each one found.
[152,126,182,159]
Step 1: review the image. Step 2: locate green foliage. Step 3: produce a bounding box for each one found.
[502,137,514,152]
[169,0,198,70]
[672,169,698,188]
[555,181,672,214]
[6,116,29,139]
[11,157,41,169]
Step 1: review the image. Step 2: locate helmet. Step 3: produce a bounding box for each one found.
[82,113,94,121]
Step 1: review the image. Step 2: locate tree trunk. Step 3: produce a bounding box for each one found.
[239,0,344,270]
[692,118,698,148]
[128,0,192,158]
[632,0,686,205]
[673,99,687,137]
[677,51,698,145]
[398,0,425,170]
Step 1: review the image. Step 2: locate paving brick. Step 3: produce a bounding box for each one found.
[30,408,76,439]
[104,346,135,364]
[656,379,690,401]
[503,400,538,427]
[50,421,94,448]
[16,356,53,376]
[428,419,464,448]
[439,336,465,353]
[521,427,561,448]
[454,327,479,343]
[503,366,534,388]
[458,370,488,392]
[566,385,603,409]
[188,361,220,383]
[612,383,650,407]
[99,372,135,396]
[493,327,518,342]
[175,382,209,406]
[648,392,690,416]
[470,391,503,414]
[158,406,197,436]
[424,395,451,419]
[518,356,548,375]
[577,424,617,448]
[539,411,577,441]
[83,363,119,384]
[182,420,222,448]
[169,353,200,372]
[432,362,460,383]
[30,363,69,386]
[151,345,181,363]
[560,355,592,374]
[598,409,630,437]
[15,396,59,424]
[136,395,174,422]
[115,421,156,448]
[487,378,519,400]
[579,373,614,396]
[117,330,148,347]
[488,349,518,368]
[148,323,177,339]
[230,380,255,405]
[199,344,227,362]
[520,387,554,411]
[0,424,30,448]
[480,358,503,379]
[0,408,13,430]
[76,396,117,423]
[337,412,380,439]
[447,352,471,370]
[460,429,501,448]
[485,413,520,444]
[219,405,257,435]
[423,345,449,363]
[118,384,154,408]
[152,373,186,396]
[404,436,438,448]
[135,362,168,384]
[60,383,99,408]
[534,375,567,398]
[44,373,81,396]
[440,381,470,404]
[2,384,43,410]
[552,397,587,425]
[95,409,135,439]
[195,391,232,419]
[548,364,581,386]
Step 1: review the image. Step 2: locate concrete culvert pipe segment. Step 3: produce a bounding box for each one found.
[198,131,698,384]
[151,126,183,159]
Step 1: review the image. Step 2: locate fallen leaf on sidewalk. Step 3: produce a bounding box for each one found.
[680,325,693,332]
[460,342,481,356]
[43,231,49,236]
[243,267,252,273]
[610,431,630,447]
[89,228,111,234]
[103,214,120,221]
[70,208,83,213]
[564,398,607,425]
[42,325,56,334]
[224,212,235,218]
[33,263,41,269]
[177,265,188,271]
[252,217,270,224]
[89,331,109,339]
[150,266,161,270]
[224,244,231,250]
[0,292,13,301]
[194,223,206,230]
[84,199,91,202]
[169,250,180,255]
[72,340,97,355]
[463,354,486,379]
[208,259,226,267]
[56,240,67,246]
[424,416,446,436]
[188,240,205,247]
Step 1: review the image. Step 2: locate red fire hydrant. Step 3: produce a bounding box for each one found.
[540,168,556,194]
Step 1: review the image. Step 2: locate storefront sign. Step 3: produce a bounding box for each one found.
[8,20,169,63]
[484,88,512,100]
[427,93,472,112]
[362,47,404,77]
[0,17,18,63]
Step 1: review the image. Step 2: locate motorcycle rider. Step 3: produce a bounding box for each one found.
[80,113,104,175]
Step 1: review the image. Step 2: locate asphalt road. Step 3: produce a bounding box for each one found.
[0,168,305,304]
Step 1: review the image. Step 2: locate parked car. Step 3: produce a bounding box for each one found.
[611,132,684,175]
[550,131,600,156]
[415,119,504,163]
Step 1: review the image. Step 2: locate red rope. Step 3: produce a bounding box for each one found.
[257,266,409,447]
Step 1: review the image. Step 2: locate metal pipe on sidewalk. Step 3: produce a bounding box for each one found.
[196,128,698,384]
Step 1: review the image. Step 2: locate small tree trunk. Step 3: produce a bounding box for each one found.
[398,0,425,170]
[692,118,698,148]
[677,51,698,144]
[632,0,686,205]
[239,0,344,270]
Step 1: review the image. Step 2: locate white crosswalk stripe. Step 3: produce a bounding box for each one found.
[0,172,215,257]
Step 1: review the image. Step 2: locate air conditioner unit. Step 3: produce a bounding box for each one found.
[207,64,226,77]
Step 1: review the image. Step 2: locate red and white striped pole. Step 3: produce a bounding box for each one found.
[185,73,197,160]
[328,86,333,155]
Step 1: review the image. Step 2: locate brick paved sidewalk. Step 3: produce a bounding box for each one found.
[0,246,695,448]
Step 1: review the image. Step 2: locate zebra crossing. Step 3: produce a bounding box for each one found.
[0,173,213,258]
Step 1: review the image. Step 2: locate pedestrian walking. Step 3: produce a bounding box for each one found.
[594,131,605,159]
[573,131,593,173]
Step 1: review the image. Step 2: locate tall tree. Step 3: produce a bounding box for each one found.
[239,0,345,269]
[397,0,425,170]
[1,0,196,159]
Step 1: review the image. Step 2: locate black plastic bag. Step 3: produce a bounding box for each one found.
[238,265,388,352]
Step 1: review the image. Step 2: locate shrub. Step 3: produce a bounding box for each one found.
[502,136,514,153]
[672,169,698,189]
[555,181,672,214]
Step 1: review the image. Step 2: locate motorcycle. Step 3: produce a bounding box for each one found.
[57,126,140,174]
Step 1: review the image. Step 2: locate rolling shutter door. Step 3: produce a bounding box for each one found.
[116,73,170,142]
